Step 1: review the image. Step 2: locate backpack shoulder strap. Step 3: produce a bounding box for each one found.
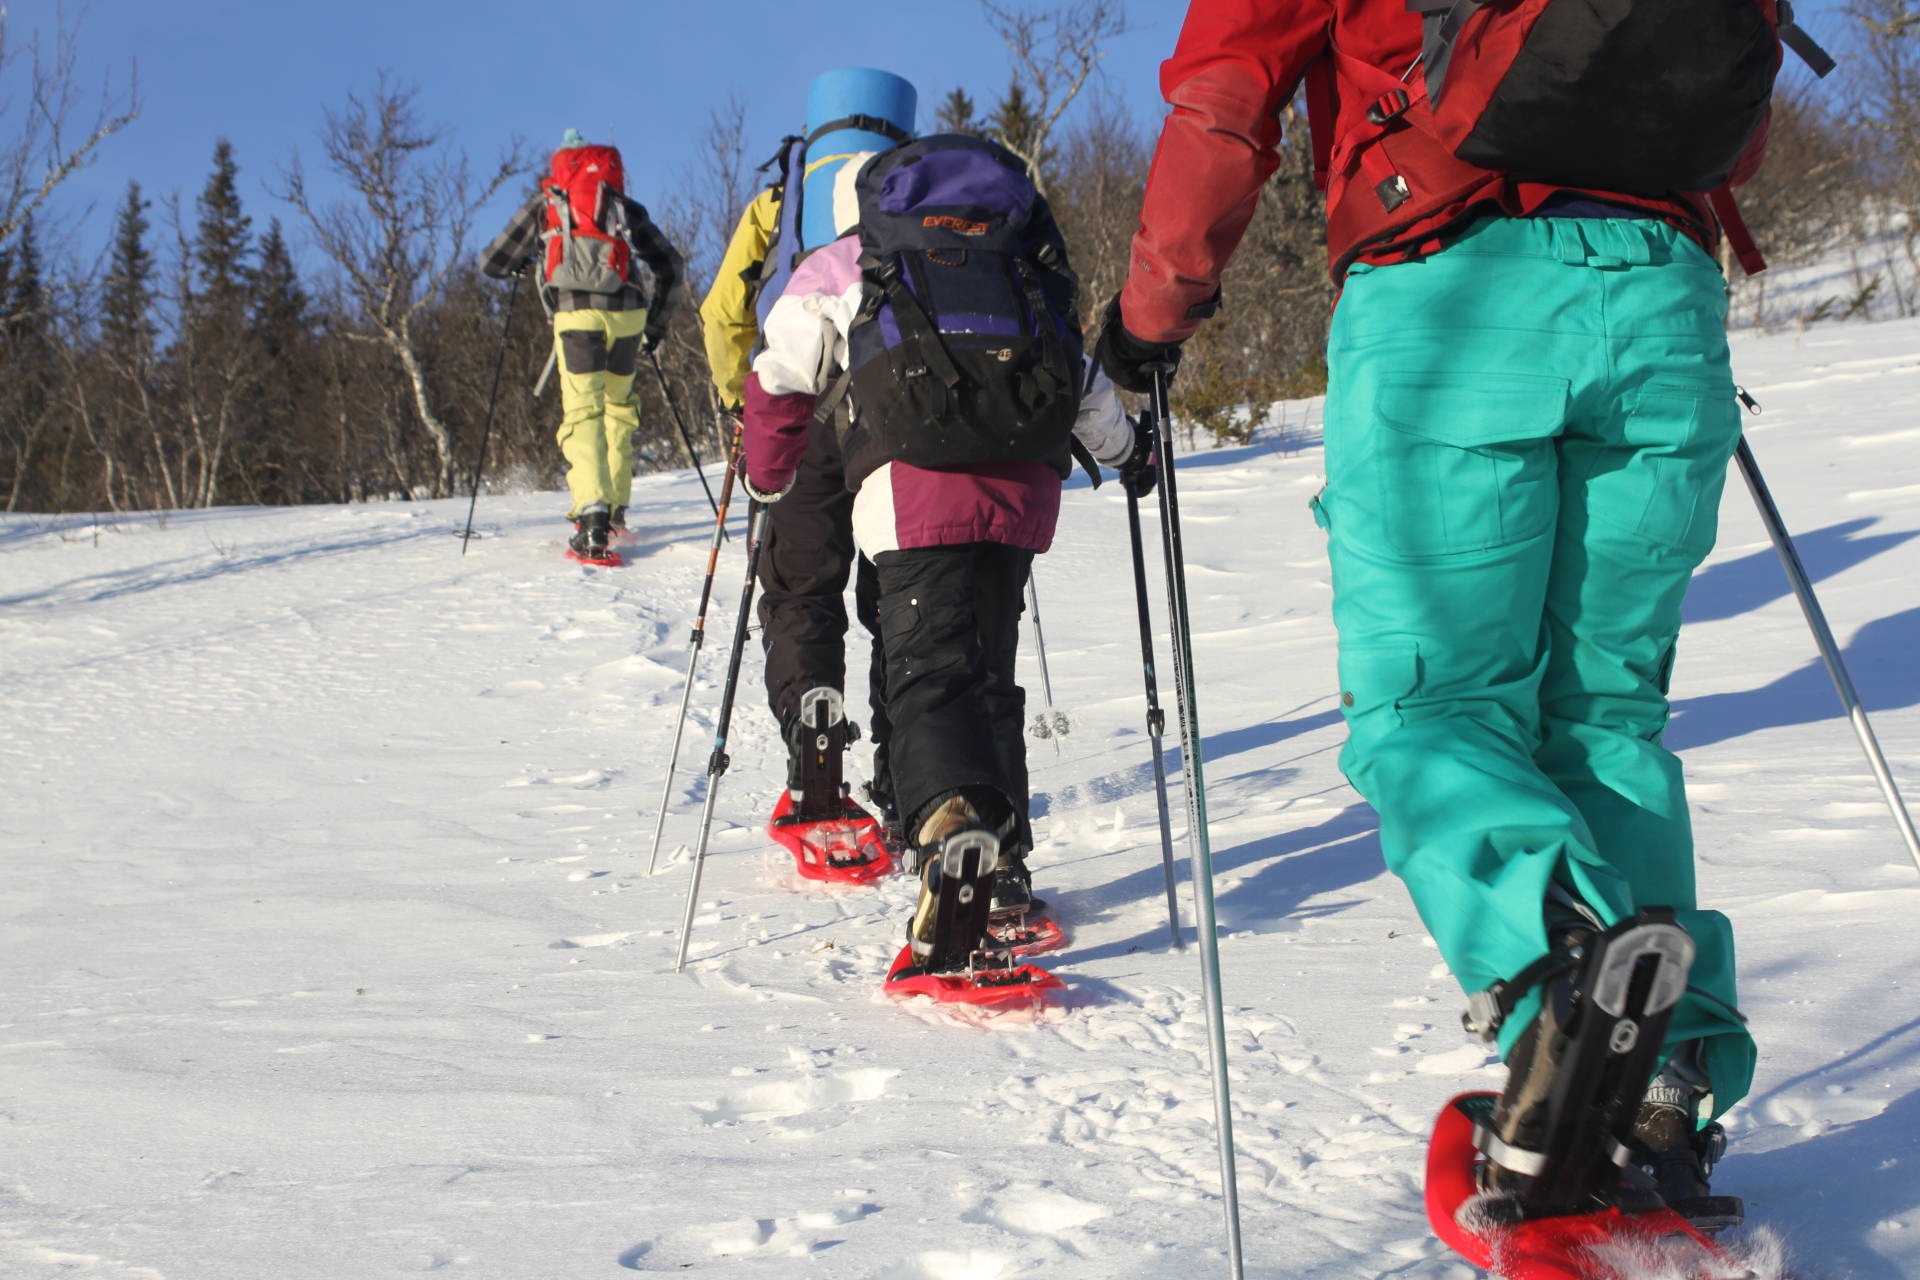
[1304,57,1337,192]
[1709,187,1766,276]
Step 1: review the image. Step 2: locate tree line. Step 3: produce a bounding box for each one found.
[4,0,1919,515]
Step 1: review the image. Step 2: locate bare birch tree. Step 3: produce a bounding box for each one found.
[978,0,1128,194]
[0,5,138,253]
[280,77,525,495]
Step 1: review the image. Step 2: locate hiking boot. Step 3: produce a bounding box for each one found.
[914,791,985,858]
[907,812,999,966]
[1472,912,1698,1220]
[989,855,1033,918]
[1631,1054,1742,1232]
[611,506,630,539]
[1480,927,1591,1199]
[568,509,611,559]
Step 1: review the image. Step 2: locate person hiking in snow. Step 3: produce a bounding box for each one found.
[702,70,916,839]
[1097,0,1812,1244]
[740,136,1147,985]
[482,130,684,565]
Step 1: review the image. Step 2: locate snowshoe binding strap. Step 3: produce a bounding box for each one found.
[1476,910,1700,1220]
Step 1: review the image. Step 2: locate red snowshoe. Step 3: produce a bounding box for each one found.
[768,790,892,885]
[771,687,891,884]
[1426,912,1750,1278]
[883,943,1065,1008]
[567,511,622,566]
[986,907,1067,958]
[1426,1093,1742,1279]
[883,826,1063,1009]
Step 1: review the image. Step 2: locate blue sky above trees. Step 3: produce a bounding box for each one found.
[18,0,1185,271]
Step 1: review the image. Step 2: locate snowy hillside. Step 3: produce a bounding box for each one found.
[3,317,1918,1280]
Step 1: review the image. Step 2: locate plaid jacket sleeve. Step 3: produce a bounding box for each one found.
[479,192,545,279]
[624,198,685,331]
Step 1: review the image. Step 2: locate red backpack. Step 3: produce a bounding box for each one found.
[1315,0,1834,275]
[542,145,633,294]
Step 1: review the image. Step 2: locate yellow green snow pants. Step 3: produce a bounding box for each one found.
[1317,216,1756,1118]
[553,308,647,517]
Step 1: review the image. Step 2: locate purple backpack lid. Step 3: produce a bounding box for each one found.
[874,149,1034,226]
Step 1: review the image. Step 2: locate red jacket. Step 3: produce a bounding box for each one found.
[1120,0,1766,345]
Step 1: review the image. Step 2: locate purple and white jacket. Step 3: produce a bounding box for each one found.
[742,227,1132,557]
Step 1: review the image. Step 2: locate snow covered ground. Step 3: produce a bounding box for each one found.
[3,316,1917,1280]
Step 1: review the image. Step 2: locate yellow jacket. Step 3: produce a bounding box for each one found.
[700,186,779,413]
[699,153,867,412]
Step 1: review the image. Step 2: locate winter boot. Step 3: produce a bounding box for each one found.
[1470,910,1696,1220]
[989,854,1033,919]
[610,505,632,541]
[1630,1051,1743,1232]
[568,509,613,562]
[906,792,1001,973]
[784,687,858,818]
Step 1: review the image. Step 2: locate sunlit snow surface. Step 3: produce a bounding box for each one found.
[3,317,1917,1277]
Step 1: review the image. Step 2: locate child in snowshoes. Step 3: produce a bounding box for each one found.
[480,129,684,564]
[739,136,1141,994]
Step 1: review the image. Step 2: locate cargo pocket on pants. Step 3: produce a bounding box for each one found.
[1616,378,1740,554]
[1337,639,1419,731]
[1373,371,1568,557]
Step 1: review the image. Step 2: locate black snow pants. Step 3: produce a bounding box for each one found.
[757,414,889,799]
[872,543,1033,855]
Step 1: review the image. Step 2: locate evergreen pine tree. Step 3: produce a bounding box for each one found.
[6,218,49,351]
[102,181,157,355]
[989,82,1044,166]
[251,220,309,356]
[193,138,253,309]
[935,89,981,136]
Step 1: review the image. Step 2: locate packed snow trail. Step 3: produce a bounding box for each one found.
[2,319,1918,1278]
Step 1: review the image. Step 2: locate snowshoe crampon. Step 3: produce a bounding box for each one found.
[1426,1093,1749,1279]
[986,911,1067,958]
[882,943,1064,1009]
[565,546,623,567]
[768,790,893,885]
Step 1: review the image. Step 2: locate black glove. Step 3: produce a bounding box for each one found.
[641,328,667,356]
[1096,294,1183,394]
[1119,415,1158,498]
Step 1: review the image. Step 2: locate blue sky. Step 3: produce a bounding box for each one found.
[11,0,1857,277]
[13,0,1187,274]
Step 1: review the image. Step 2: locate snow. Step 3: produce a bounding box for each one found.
[3,316,1918,1279]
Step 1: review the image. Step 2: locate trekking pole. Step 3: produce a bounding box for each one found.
[646,423,745,876]
[676,499,769,973]
[1149,366,1244,1279]
[458,272,520,554]
[1025,576,1067,753]
[648,347,723,522]
[1126,466,1185,952]
[1734,430,1920,876]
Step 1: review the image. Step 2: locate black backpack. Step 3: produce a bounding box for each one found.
[818,135,1084,488]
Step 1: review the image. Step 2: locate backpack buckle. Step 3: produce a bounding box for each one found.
[1366,90,1412,127]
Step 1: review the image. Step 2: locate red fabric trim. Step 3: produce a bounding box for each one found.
[1709,188,1766,276]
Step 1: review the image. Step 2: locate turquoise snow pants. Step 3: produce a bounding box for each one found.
[1318,216,1756,1118]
